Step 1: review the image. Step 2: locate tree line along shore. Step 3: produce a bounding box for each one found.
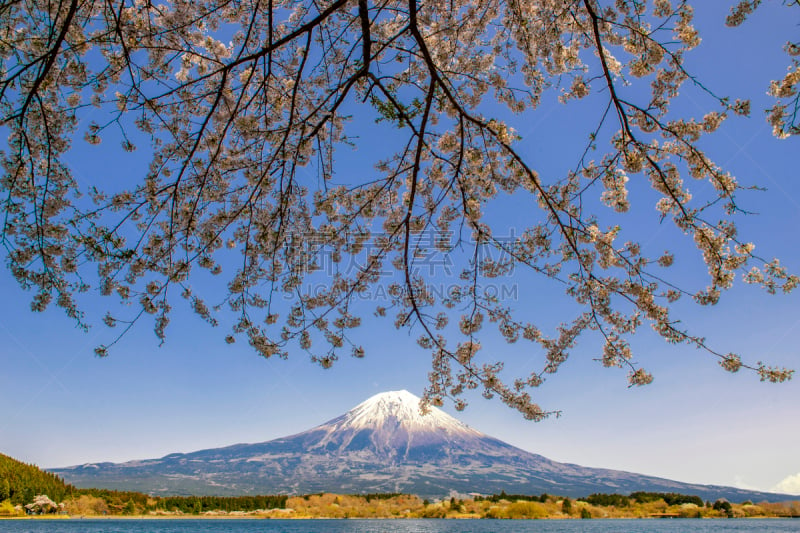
[3,453,799,519]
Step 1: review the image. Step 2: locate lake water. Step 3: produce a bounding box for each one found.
[0,519,797,532]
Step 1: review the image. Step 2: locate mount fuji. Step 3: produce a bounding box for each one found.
[52,390,787,501]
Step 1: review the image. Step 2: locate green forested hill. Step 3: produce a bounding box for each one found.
[0,453,74,504]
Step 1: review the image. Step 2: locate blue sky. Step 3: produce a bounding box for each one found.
[1,2,799,496]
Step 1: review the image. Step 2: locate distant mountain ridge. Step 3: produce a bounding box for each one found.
[52,390,791,501]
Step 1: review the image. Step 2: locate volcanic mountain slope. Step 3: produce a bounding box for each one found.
[53,390,787,501]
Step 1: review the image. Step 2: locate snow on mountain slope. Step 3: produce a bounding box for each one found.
[330,390,478,435]
[305,390,485,454]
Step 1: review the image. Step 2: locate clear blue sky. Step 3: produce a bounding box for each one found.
[1,2,799,496]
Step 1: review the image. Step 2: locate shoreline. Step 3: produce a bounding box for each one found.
[3,515,798,521]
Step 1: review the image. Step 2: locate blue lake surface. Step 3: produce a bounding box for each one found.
[0,519,798,532]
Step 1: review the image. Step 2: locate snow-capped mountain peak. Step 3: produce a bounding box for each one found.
[332,390,481,437]
[52,390,793,502]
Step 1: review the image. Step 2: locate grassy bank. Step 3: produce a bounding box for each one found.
[7,492,799,520]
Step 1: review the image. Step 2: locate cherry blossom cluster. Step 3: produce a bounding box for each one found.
[1,0,796,418]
